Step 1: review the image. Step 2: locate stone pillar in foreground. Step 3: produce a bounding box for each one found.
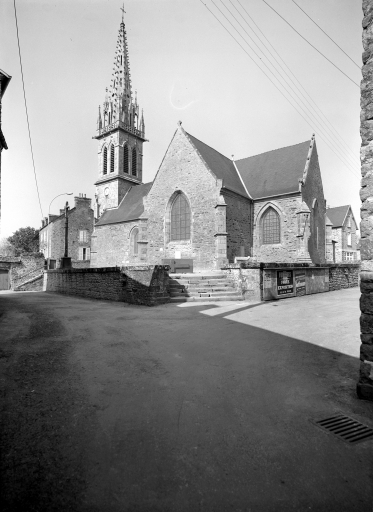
[358,0,373,401]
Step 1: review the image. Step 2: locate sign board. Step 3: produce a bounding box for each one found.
[295,270,306,295]
[263,271,272,289]
[277,270,294,296]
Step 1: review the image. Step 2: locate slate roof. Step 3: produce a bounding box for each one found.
[186,133,248,198]
[325,205,351,228]
[235,140,311,199]
[95,182,152,226]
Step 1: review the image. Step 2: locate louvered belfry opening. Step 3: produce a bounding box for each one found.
[123,145,129,174]
[171,193,191,241]
[110,145,115,173]
[262,207,280,244]
[131,147,137,176]
[103,146,108,175]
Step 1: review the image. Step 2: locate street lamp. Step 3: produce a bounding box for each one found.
[48,192,73,218]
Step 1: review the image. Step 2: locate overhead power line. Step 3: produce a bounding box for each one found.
[228,0,359,171]
[291,0,360,69]
[236,0,358,165]
[261,0,359,88]
[13,0,44,218]
[213,0,359,177]
[200,0,360,179]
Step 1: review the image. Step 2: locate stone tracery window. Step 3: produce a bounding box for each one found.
[170,193,191,241]
[262,207,280,244]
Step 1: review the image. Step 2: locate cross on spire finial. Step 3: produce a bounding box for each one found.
[120,3,126,22]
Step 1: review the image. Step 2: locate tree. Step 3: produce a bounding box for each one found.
[7,227,40,256]
[0,237,16,256]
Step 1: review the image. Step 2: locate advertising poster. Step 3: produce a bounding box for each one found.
[295,270,306,296]
[276,270,294,296]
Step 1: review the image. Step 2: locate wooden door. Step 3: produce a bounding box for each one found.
[0,269,9,290]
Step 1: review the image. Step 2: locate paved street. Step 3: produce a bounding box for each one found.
[0,289,372,511]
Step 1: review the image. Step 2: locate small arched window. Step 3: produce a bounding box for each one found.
[262,207,280,244]
[132,147,137,176]
[131,228,139,255]
[110,145,115,173]
[123,145,129,174]
[171,193,191,241]
[103,146,108,175]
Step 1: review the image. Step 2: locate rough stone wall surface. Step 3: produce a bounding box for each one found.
[221,263,261,301]
[253,195,302,262]
[142,128,223,271]
[91,220,139,268]
[301,142,326,264]
[222,190,252,262]
[16,274,43,291]
[10,255,45,290]
[39,199,94,267]
[328,264,360,291]
[359,0,373,400]
[44,265,169,306]
[332,227,343,262]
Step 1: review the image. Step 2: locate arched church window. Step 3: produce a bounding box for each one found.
[103,146,108,175]
[132,147,137,176]
[123,145,129,174]
[110,145,115,173]
[262,207,280,244]
[131,227,139,255]
[171,193,191,241]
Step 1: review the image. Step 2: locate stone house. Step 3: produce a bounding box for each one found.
[39,194,94,268]
[90,17,327,272]
[325,205,359,262]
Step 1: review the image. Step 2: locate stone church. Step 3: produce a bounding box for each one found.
[91,18,326,272]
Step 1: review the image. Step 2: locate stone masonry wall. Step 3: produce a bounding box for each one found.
[359,0,373,400]
[301,142,326,264]
[253,195,302,262]
[142,127,223,271]
[328,264,360,291]
[44,265,169,306]
[222,190,252,262]
[10,254,45,290]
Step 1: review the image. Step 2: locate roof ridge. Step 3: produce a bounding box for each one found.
[185,132,232,162]
[236,140,311,162]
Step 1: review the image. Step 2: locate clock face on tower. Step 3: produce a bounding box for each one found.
[104,187,109,197]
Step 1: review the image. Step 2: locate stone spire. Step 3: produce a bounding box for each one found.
[98,17,144,137]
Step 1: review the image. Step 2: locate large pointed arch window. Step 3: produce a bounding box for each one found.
[123,145,129,174]
[103,146,108,175]
[262,207,280,244]
[132,147,137,176]
[171,193,191,241]
[110,144,115,173]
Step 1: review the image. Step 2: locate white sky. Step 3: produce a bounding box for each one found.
[0,0,362,238]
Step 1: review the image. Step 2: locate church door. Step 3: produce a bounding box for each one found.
[0,269,9,290]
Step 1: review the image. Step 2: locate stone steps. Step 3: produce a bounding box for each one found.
[168,272,243,302]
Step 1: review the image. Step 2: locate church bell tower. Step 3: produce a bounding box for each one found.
[93,14,146,217]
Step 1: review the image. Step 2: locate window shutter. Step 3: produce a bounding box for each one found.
[78,247,83,260]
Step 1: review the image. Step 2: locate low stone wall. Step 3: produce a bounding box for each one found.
[44,265,170,306]
[328,263,360,291]
[222,261,360,301]
[16,274,44,292]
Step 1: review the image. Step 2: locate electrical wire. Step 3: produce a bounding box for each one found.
[261,0,359,88]
[13,0,44,218]
[291,0,360,69]
[200,0,360,179]
[228,0,359,170]
[236,0,359,165]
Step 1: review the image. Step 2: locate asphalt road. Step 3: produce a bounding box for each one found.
[0,289,372,512]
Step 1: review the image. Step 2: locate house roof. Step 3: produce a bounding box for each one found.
[235,140,311,199]
[326,205,352,228]
[95,182,152,226]
[186,132,249,198]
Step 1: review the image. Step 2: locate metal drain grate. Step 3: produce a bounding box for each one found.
[314,414,373,444]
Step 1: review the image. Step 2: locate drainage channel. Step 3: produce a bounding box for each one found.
[312,414,373,445]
